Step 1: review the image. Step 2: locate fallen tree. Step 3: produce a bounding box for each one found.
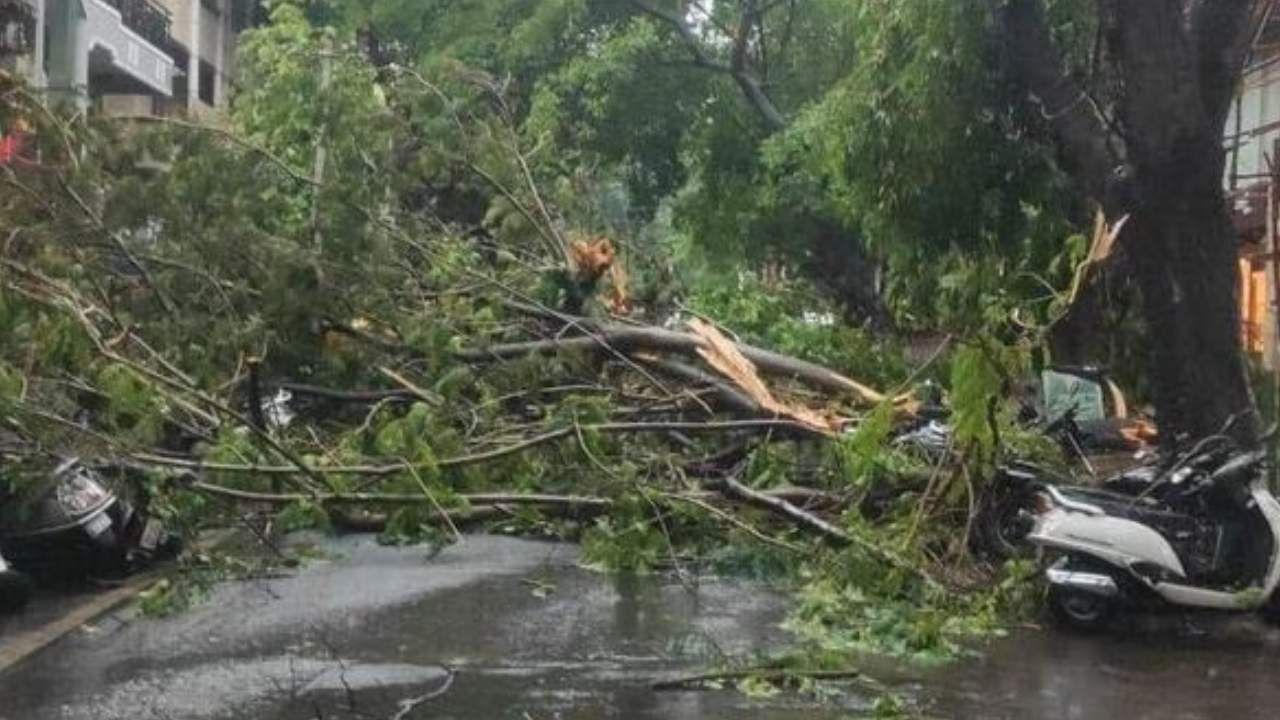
[0,53,1044,664]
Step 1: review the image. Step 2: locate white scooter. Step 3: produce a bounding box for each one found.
[1024,437,1280,631]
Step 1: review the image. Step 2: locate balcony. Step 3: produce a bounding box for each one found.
[84,0,176,96]
[100,0,171,50]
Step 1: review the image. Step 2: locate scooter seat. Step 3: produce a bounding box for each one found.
[1055,486,1198,532]
[1056,485,1212,570]
[1056,485,1161,511]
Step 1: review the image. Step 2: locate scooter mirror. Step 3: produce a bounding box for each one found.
[1209,450,1266,486]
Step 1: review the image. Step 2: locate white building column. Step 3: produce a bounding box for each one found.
[186,0,199,111]
[32,0,46,88]
[213,0,224,106]
[45,0,88,109]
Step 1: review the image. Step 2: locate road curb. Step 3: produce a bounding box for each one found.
[0,573,155,675]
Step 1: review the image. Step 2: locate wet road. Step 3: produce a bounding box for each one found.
[912,617,1280,720]
[0,535,853,720]
[2,535,1280,719]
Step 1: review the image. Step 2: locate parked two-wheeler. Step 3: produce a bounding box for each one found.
[971,461,1052,560]
[1018,435,1280,631]
[0,458,177,583]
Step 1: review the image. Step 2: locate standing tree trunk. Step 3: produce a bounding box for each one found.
[1004,0,1261,447]
[808,217,893,331]
[1127,139,1257,444]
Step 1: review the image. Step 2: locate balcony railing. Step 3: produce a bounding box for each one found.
[101,0,171,50]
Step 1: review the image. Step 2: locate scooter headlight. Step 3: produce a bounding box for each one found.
[53,467,111,515]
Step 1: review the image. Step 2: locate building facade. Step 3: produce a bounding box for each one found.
[0,0,251,116]
[1226,2,1280,369]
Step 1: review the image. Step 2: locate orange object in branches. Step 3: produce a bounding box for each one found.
[569,237,616,281]
[570,236,632,315]
[0,118,34,166]
[607,263,632,315]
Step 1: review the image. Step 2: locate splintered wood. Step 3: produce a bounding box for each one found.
[687,318,840,434]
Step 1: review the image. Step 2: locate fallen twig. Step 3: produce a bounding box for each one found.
[659,492,804,554]
[717,476,946,595]
[131,418,828,478]
[717,475,851,543]
[378,366,443,406]
[651,668,862,691]
[404,461,463,541]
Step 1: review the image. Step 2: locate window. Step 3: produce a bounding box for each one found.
[198,59,215,106]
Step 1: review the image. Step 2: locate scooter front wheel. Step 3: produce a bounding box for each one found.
[975,492,1036,561]
[1048,584,1115,632]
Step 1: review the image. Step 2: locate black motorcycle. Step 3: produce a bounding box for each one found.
[0,458,178,583]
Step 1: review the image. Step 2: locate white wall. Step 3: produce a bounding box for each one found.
[156,0,192,49]
[198,2,219,63]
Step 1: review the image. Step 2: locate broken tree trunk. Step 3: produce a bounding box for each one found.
[455,321,887,406]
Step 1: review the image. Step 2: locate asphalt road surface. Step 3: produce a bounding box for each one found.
[3,534,1280,719]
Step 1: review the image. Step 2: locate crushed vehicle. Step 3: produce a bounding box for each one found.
[897,364,1153,466]
[0,458,179,589]
[1022,364,1156,461]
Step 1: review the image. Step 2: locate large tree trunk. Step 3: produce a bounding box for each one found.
[1127,137,1258,445]
[1004,0,1260,447]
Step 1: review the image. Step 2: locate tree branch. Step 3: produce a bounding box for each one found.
[629,0,787,131]
[131,419,827,479]
[187,481,614,509]
[275,381,418,405]
[455,321,887,406]
[1002,0,1128,204]
[716,475,946,594]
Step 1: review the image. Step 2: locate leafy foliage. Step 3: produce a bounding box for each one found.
[0,0,1105,675]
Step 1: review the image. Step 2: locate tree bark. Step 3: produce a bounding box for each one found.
[1125,138,1258,445]
[808,216,893,331]
[1003,0,1260,447]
